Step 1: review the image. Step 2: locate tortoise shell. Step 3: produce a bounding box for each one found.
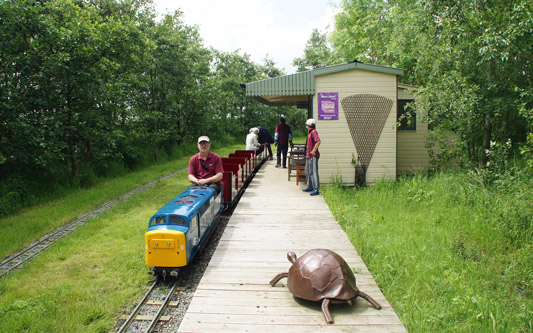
[270,249,381,324]
[286,249,358,301]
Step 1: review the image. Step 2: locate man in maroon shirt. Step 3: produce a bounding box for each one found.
[302,119,321,196]
[188,136,224,193]
[274,117,292,168]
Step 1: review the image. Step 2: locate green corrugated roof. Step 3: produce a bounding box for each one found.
[246,71,314,97]
[245,61,405,105]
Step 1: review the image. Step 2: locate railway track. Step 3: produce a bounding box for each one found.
[117,273,184,333]
[0,170,183,278]
[113,158,266,332]
[115,209,234,333]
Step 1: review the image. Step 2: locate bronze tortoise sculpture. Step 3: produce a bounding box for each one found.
[269,249,381,324]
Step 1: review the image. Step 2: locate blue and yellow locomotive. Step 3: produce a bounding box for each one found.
[145,186,223,277]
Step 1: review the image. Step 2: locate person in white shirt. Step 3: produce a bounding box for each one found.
[246,127,261,152]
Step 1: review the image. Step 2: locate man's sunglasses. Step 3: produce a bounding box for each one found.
[200,161,209,171]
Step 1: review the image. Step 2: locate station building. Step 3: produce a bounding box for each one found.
[244,60,433,185]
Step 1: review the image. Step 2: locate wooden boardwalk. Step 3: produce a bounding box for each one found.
[178,160,406,332]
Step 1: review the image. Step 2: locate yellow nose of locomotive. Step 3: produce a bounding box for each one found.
[145,230,187,267]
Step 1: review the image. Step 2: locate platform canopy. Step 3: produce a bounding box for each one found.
[243,61,405,108]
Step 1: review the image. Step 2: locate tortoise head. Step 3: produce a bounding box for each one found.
[287,251,297,264]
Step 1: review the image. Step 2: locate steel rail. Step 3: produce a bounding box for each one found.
[117,279,159,333]
[145,278,180,332]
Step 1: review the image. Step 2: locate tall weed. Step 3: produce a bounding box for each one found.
[324,169,532,332]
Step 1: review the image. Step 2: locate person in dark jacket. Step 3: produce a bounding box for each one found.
[256,126,274,160]
[274,117,292,168]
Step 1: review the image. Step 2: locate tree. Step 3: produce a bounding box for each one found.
[331,0,420,82]
[292,28,336,72]
[327,0,532,168]
[130,10,211,162]
[0,0,149,179]
[414,0,532,166]
[0,0,293,216]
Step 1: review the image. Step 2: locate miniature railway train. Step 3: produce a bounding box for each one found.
[145,149,268,277]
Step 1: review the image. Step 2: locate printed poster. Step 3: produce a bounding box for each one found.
[318,92,339,120]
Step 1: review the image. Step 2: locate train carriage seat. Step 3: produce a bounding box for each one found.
[228,153,251,177]
[223,156,247,181]
[234,150,256,169]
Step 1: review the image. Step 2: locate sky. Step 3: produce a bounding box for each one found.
[152,0,340,74]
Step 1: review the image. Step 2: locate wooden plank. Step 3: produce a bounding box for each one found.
[193,284,385,296]
[178,323,406,333]
[226,215,338,223]
[196,271,378,286]
[177,161,406,332]
[194,276,382,286]
[212,242,358,251]
[222,223,341,230]
[219,230,352,239]
[180,312,403,325]
[191,286,385,299]
[231,209,333,215]
[201,264,372,275]
[186,298,395,312]
[206,249,361,261]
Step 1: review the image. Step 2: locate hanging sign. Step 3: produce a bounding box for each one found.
[318,92,339,120]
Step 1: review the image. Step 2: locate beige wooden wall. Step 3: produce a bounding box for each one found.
[396,87,432,173]
[313,69,398,185]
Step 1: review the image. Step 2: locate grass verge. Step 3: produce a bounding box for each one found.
[323,170,532,332]
[2,141,530,332]
[0,143,239,332]
[0,144,241,260]
[0,172,189,331]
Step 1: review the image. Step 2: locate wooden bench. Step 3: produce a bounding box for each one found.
[295,163,306,185]
[288,145,306,182]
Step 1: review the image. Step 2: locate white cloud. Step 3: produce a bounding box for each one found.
[152,0,339,73]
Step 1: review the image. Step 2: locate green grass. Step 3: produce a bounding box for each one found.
[1,142,531,332]
[0,174,188,332]
[0,144,242,260]
[323,170,532,332]
[0,143,241,332]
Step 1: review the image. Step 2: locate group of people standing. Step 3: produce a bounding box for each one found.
[188,117,321,197]
[244,117,321,196]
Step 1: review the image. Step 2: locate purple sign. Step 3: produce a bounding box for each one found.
[318,92,339,120]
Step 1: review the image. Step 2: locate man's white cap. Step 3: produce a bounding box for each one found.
[197,136,210,143]
[305,119,316,126]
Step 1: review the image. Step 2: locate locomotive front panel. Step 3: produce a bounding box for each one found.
[145,228,187,268]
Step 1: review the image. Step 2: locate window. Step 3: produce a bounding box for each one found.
[397,99,416,131]
[169,216,187,226]
[151,216,166,226]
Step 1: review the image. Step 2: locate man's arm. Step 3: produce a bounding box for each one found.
[188,174,199,185]
[211,172,223,183]
[188,157,198,184]
[311,140,321,156]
